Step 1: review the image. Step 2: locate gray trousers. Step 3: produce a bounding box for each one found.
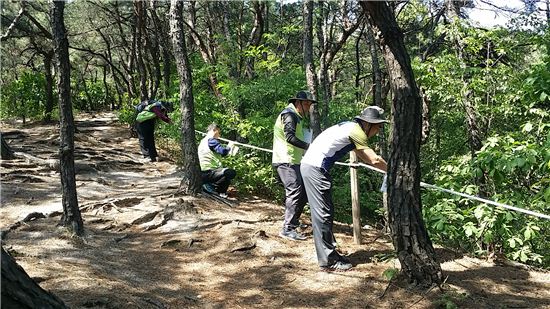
[300,163,342,267]
[274,163,307,231]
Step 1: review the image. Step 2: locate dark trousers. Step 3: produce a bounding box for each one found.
[201,168,236,194]
[300,163,342,267]
[136,119,157,160]
[274,163,307,232]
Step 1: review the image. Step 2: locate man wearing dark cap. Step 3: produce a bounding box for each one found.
[272,90,315,241]
[301,106,388,271]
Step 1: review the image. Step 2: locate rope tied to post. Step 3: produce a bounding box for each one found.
[194,130,550,221]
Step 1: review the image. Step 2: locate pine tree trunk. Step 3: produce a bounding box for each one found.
[1,133,15,160]
[169,0,202,195]
[149,2,171,97]
[303,0,321,139]
[43,52,54,122]
[1,247,68,309]
[51,0,84,236]
[362,1,442,287]
[134,1,148,101]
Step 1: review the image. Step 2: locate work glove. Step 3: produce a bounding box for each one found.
[227,142,239,156]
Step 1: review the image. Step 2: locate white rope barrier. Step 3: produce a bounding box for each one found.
[195,130,273,153]
[419,182,550,220]
[195,130,550,220]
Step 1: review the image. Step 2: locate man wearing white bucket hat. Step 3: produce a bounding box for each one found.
[301,106,388,271]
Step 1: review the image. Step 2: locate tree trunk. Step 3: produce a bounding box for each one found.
[354,23,364,103]
[220,1,239,79]
[1,133,15,160]
[245,1,265,79]
[303,0,321,139]
[146,1,162,99]
[362,1,442,287]
[1,247,68,309]
[315,3,364,129]
[149,2,172,97]
[103,65,113,110]
[51,0,84,236]
[188,2,223,99]
[170,0,202,195]
[318,64,331,128]
[43,52,55,122]
[134,1,148,100]
[366,23,389,160]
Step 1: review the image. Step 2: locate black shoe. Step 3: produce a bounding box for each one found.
[279,230,307,241]
[320,260,353,272]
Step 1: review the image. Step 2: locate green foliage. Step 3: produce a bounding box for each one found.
[73,80,111,111]
[224,153,281,198]
[522,59,550,108]
[116,94,139,125]
[415,18,550,267]
[0,70,49,121]
[381,267,399,281]
[434,291,467,309]
[423,116,549,265]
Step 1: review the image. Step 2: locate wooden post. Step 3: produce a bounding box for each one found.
[350,152,362,244]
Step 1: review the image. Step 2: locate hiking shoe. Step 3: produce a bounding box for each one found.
[320,260,353,272]
[202,184,215,193]
[219,193,228,198]
[279,230,307,241]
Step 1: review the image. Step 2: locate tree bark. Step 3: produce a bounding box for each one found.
[1,133,15,160]
[102,65,113,110]
[366,23,389,160]
[362,1,442,287]
[1,247,68,309]
[51,0,84,236]
[43,51,55,122]
[303,0,321,139]
[170,0,202,195]
[188,1,223,99]
[149,2,171,97]
[146,1,162,99]
[134,1,148,100]
[245,1,265,79]
[316,2,364,128]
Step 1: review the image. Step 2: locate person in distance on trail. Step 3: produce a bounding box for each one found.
[198,123,237,198]
[301,106,388,272]
[272,90,315,241]
[135,99,173,163]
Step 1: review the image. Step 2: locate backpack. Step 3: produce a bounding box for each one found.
[134,100,151,113]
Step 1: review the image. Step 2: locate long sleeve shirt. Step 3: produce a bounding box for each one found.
[282,113,309,150]
[208,138,230,157]
[150,105,171,123]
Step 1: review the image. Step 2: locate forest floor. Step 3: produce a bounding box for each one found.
[1,113,549,309]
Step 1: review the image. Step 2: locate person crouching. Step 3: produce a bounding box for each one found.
[198,123,236,198]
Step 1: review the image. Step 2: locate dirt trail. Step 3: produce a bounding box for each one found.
[1,113,549,309]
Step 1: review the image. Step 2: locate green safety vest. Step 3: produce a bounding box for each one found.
[198,135,222,171]
[272,103,306,164]
[136,103,157,123]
